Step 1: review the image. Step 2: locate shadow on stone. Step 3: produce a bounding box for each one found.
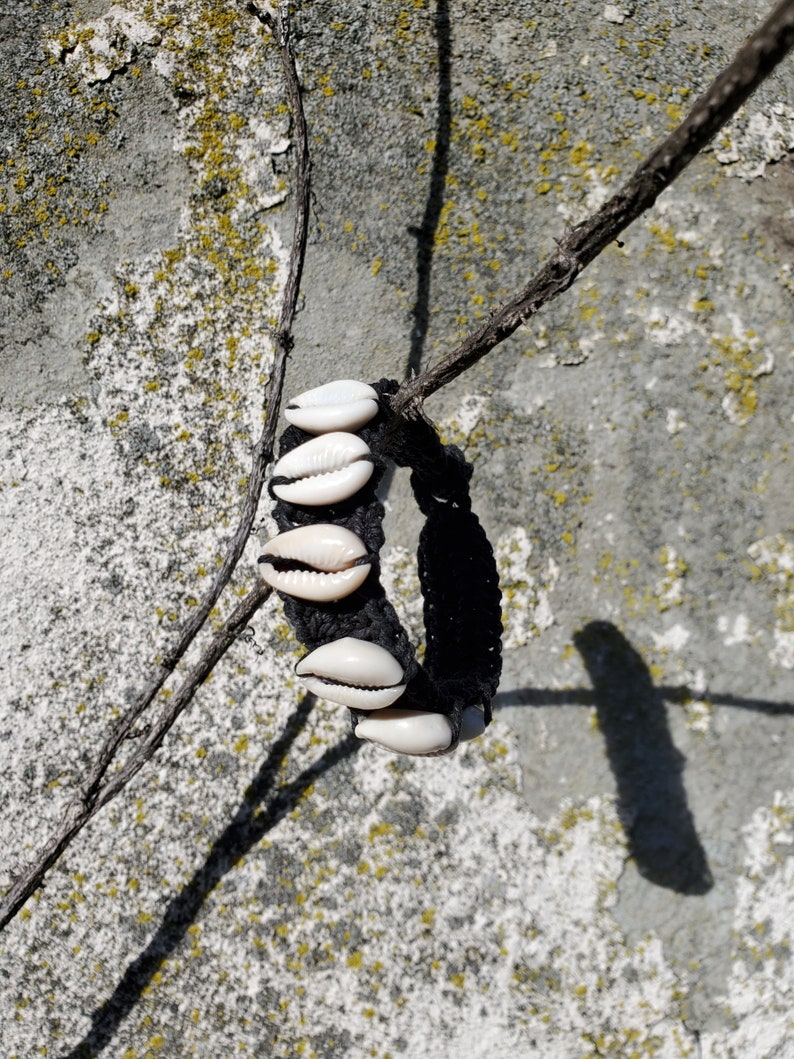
[380,0,451,509]
[405,0,451,379]
[59,695,361,1059]
[572,621,713,895]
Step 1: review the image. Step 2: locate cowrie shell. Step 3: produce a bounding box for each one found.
[355,709,453,756]
[459,704,486,742]
[272,432,374,506]
[285,380,379,435]
[259,524,370,602]
[295,637,406,709]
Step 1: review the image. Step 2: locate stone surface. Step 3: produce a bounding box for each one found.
[1,1,792,1056]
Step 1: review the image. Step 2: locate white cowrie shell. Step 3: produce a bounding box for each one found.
[272,433,374,506]
[296,637,406,709]
[285,380,379,435]
[355,709,453,756]
[459,704,486,742]
[259,524,370,602]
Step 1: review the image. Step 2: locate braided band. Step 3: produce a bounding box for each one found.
[260,378,502,756]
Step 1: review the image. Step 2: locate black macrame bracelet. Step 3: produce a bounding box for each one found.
[259,378,502,756]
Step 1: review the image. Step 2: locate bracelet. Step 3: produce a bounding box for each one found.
[259,378,503,756]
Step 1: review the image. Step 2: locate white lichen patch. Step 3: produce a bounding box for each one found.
[45,6,162,83]
[715,102,794,180]
[770,628,794,671]
[437,392,494,454]
[497,527,560,649]
[683,697,713,735]
[675,667,713,734]
[747,535,794,669]
[716,613,759,647]
[651,623,690,653]
[644,307,693,348]
[655,546,688,612]
[701,791,794,1058]
[742,790,794,878]
[440,392,490,439]
[665,407,687,434]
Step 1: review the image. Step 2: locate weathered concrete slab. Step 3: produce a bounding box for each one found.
[1,1,792,1055]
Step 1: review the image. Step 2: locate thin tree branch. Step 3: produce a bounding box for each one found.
[390,0,794,419]
[0,3,311,933]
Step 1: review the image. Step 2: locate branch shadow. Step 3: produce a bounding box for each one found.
[380,0,451,511]
[495,686,794,715]
[60,694,361,1059]
[405,0,451,380]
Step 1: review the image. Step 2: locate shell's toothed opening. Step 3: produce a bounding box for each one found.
[298,673,407,711]
[260,563,372,603]
[280,459,372,486]
[271,460,376,507]
[309,677,403,692]
[258,554,363,574]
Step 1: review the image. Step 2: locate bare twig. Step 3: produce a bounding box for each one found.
[390,0,794,419]
[0,4,311,933]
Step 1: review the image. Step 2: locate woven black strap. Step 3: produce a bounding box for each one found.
[268,379,502,753]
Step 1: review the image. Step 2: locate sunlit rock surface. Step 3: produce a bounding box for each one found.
[1,1,792,1055]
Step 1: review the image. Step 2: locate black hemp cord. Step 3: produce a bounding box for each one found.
[267,379,503,752]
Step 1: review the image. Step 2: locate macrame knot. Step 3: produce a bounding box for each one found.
[259,377,502,756]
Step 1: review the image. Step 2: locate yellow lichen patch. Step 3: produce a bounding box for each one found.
[647,222,687,253]
[368,821,394,842]
[706,332,772,425]
[568,140,593,168]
